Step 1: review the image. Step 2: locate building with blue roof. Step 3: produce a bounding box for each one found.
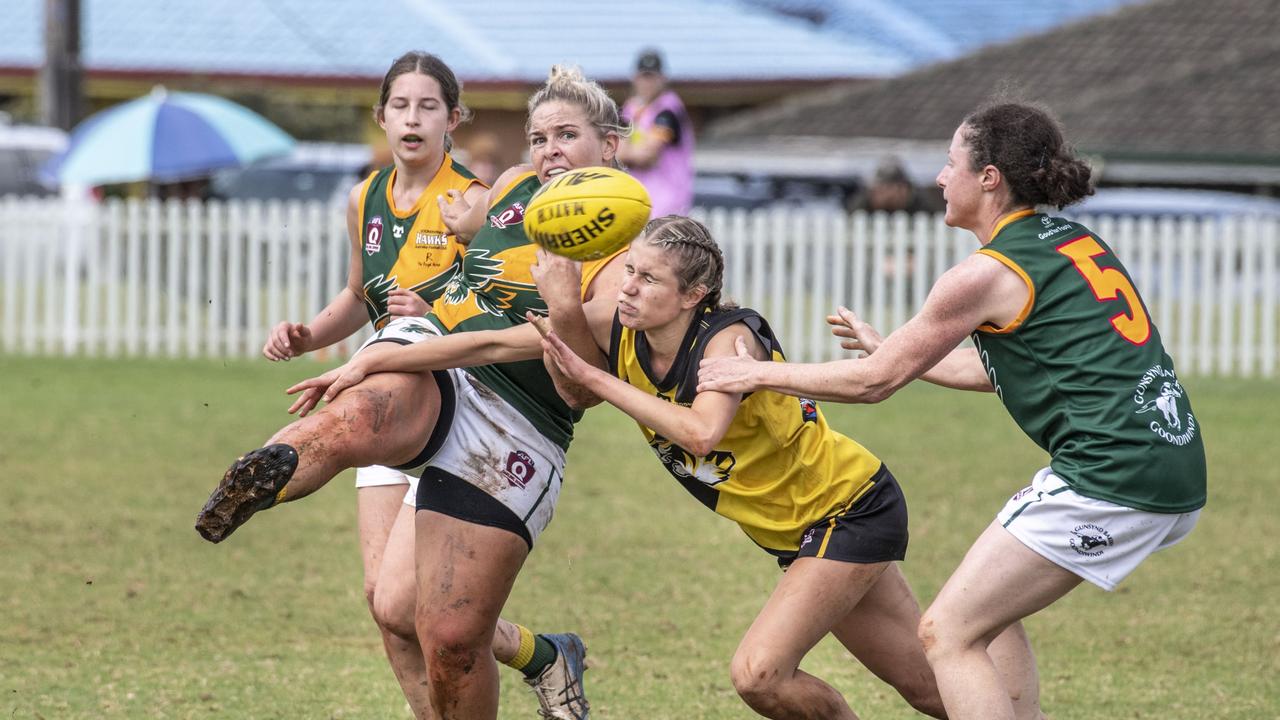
[0,0,1151,169]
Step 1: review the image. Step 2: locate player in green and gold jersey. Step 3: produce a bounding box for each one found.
[698,102,1206,720]
[204,53,582,720]
[198,65,631,720]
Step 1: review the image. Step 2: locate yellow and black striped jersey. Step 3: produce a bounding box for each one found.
[609,306,884,553]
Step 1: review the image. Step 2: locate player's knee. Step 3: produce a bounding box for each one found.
[729,647,785,714]
[370,586,416,640]
[919,607,972,661]
[419,620,487,686]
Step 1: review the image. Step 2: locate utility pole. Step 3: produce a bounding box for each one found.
[40,0,83,130]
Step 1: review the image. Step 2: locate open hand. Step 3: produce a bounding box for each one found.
[827,306,883,356]
[437,189,471,237]
[263,321,311,361]
[697,336,761,394]
[530,249,583,310]
[284,360,370,416]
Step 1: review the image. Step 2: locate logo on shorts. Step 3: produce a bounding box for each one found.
[489,202,525,229]
[502,450,537,489]
[1133,364,1197,446]
[1010,485,1035,503]
[1068,523,1113,556]
[799,398,818,423]
[800,528,816,549]
[364,216,384,255]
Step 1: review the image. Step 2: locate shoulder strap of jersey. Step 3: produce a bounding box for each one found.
[355,167,385,237]
[608,309,625,378]
[489,170,538,211]
[673,307,782,404]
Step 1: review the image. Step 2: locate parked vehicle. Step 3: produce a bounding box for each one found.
[209,142,371,204]
[0,116,67,197]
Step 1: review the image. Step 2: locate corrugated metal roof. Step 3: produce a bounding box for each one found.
[1,0,907,82]
[738,0,1147,66]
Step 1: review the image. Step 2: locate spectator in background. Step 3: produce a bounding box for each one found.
[848,157,931,214]
[458,130,502,186]
[619,48,695,216]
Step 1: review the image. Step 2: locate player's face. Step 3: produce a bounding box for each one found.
[378,72,459,166]
[528,101,620,184]
[617,241,703,331]
[936,125,983,230]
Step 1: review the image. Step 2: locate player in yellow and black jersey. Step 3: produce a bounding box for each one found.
[538,216,947,720]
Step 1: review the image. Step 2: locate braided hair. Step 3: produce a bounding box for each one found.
[639,216,736,311]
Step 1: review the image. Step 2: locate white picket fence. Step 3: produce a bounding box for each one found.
[1,197,1277,376]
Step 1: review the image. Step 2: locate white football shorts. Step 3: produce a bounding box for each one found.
[354,465,416,507]
[997,466,1200,591]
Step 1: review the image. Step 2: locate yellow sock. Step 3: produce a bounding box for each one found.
[507,623,536,670]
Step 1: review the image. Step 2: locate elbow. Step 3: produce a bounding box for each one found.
[681,427,721,458]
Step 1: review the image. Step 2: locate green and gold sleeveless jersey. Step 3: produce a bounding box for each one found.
[974,210,1206,513]
[610,306,885,553]
[357,157,483,328]
[428,171,622,449]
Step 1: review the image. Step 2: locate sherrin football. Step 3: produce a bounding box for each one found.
[524,166,651,261]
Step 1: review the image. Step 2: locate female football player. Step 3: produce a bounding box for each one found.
[697,102,1206,719]
[198,65,633,720]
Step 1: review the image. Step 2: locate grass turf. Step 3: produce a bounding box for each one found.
[0,356,1275,718]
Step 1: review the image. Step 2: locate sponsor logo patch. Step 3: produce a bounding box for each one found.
[799,398,818,423]
[502,450,537,489]
[1069,523,1113,557]
[364,216,383,256]
[392,223,406,239]
[415,231,449,249]
[489,202,525,229]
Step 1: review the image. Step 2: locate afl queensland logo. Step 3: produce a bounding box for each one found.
[364,216,384,256]
[489,202,525,229]
[1132,364,1197,446]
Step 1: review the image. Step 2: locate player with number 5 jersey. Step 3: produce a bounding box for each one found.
[697,101,1205,720]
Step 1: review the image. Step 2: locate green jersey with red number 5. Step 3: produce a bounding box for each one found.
[972,210,1205,513]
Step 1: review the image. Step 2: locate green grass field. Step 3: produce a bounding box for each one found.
[1,356,1276,719]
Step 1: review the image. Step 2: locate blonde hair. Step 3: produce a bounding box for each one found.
[526,65,629,141]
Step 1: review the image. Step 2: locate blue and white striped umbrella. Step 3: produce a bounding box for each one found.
[42,87,295,186]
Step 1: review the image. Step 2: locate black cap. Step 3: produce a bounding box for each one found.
[635,49,664,75]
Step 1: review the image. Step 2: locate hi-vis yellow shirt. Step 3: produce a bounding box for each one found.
[357,157,484,329]
[609,307,884,553]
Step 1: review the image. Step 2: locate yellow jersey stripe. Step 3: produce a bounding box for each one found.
[815,477,877,558]
[975,248,1037,334]
[991,208,1036,239]
[490,170,538,210]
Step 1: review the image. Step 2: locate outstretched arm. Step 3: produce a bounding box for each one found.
[698,254,1025,402]
[827,306,993,392]
[541,323,764,456]
[286,323,543,416]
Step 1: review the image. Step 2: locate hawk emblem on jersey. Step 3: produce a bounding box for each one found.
[489,202,526,229]
[441,248,541,316]
[364,216,384,256]
[1132,364,1197,446]
[650,437,735,487]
